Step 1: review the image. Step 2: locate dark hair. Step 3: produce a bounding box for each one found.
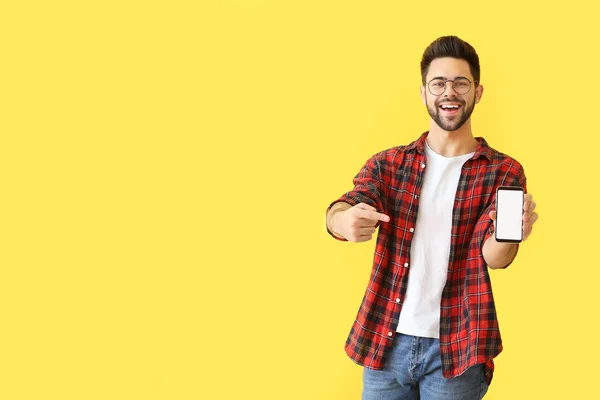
[420,36,480,85]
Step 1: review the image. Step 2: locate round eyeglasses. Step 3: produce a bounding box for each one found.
[427,77,477,96]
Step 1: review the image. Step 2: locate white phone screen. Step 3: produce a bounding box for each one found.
[496,188,524,242]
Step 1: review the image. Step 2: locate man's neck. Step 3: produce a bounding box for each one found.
[426,122,478,157]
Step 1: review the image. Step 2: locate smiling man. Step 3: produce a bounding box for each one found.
[325,36,539,399]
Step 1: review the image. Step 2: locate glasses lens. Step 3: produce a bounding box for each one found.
[453,78,471,94]
[428,79,446,95]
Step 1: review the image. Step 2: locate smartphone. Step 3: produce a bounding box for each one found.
[495,186,524,243]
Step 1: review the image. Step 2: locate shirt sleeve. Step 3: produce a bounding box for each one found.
[325,153,387,241]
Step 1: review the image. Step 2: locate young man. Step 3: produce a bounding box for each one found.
[325,36,539,400]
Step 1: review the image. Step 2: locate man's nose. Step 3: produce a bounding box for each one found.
[444,81,458,97]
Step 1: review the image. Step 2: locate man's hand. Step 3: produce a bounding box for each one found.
[329,203,390,242]
[489,193,539,241]
[484,193,539,269]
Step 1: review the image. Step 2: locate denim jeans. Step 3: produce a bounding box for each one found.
[362,333,489,400]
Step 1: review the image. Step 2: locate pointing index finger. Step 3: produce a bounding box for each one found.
[359,209,390,222]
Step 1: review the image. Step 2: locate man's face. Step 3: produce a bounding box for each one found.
[420,57,483,132]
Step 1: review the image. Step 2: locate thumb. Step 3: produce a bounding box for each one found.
[489,210,497,221]
[355,203,376,211]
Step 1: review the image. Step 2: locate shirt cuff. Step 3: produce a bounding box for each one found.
[485,224,520,269]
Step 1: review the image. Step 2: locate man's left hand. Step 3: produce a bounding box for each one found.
[489,193,538,241]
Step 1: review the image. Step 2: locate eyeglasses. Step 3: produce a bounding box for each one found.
[426,77,476,96]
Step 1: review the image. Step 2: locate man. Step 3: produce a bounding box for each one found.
[325,36,539,400]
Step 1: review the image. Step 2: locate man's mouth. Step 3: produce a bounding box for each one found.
[439,103,462,115]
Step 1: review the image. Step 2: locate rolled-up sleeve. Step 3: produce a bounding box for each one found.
[326,153,387,241]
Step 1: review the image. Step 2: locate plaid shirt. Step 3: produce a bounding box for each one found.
[327,132,526,385]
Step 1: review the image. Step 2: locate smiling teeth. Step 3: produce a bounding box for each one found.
[441,104,459,109]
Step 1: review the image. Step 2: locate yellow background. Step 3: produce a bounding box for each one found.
[1,0,597,399]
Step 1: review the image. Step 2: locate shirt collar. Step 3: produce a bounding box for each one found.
[408,131,493,161]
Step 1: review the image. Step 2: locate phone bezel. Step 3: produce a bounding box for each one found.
[494,186,524,243]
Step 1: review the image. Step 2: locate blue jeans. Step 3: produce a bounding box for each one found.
[362,333,489,400]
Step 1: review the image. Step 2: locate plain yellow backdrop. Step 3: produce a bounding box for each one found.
[1,0,598,399]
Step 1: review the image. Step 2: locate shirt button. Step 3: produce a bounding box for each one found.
[388,332,393,337]
[409,228,414,232]
[404,262,409,267]
[421,163,426,168]
[396,298,401,303]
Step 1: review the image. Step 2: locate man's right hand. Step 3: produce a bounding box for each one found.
[329,202,390,242]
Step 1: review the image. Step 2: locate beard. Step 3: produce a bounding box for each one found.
[426,97,475,132]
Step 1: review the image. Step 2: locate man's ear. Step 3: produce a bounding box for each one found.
[420,85,427,105]
[475,84,484,104]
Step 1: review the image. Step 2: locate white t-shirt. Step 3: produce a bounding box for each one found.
[396,141,475,338]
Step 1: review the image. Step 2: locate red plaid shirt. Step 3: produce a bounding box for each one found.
[327,132,526,384]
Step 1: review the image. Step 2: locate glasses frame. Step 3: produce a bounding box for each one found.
[426,77,478,96]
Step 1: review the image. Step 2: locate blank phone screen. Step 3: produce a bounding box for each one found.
[496,189,523,241]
